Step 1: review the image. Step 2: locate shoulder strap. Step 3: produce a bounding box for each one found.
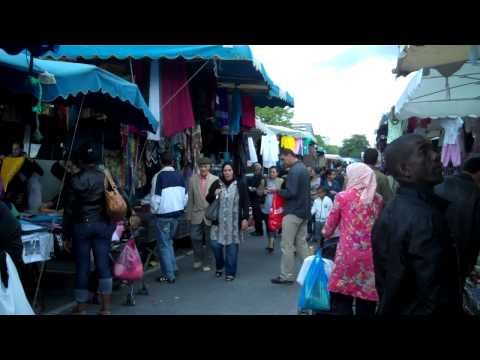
[104,169,117,191]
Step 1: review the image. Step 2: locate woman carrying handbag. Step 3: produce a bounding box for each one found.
[206,163,249,282]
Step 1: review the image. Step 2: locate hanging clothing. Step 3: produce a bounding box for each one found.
[247,137,258,164]
[439,117,464,145]
[280,136,296,151]
[387,117,405,144]
[215,89,229,130]
[442,143,462,167]
[294,138,303,155]
[0,157,26,191]
[260,135,280,169]
[229,90,242,135]
[27,173,42,213]
[147,59,161,141]
[303,138,312,155]
[241,96,255,129]
[161,59,195,138]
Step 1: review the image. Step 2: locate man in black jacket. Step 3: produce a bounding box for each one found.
[435,156,480,287]
[372,134,463,315]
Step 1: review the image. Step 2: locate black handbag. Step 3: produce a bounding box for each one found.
[205,196,220,223]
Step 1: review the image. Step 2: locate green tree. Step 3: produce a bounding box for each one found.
[315,135,340,154]
[339,134,370,158]
[255,107,294,127]
[325,144,340,154]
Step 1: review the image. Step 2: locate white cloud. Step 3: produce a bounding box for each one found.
[251,45,413,146]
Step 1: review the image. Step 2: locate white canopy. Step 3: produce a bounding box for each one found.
[395,61,480,120]
[265,124,317,143]
[394,45,479,77]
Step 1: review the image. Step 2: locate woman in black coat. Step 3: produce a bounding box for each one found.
[206,163,249,281]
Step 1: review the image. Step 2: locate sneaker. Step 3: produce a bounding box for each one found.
[193,262,202,270]
[271,276,294,285]
[202,266,211,272]
[156,276,175,284]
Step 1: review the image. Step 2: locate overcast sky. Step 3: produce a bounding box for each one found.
[251,45,415,146]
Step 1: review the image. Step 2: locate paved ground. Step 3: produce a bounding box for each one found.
[50,233,305,315]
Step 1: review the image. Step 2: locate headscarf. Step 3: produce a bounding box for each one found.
[345,163,377,205]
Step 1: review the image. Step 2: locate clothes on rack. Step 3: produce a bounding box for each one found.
[280,135,296,152]
[387,116,405,144]
[442,142,462,168]
[260,134,280,169]
[229,90,242,135]
[215,89,229,130]
[161,59,195,138]
[294,137,304,156]
[439,117,464,145]
[241,96,255,129]
[247,137,258,164]
[303,137,312,155]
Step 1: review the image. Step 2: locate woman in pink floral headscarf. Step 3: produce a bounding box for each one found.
[322,162,384,316]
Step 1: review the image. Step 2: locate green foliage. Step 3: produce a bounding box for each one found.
[255,107,294,127]
[339,134,370,158]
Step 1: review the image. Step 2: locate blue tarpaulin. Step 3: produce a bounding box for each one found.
[0,49,157,132]
[43,45,294,108]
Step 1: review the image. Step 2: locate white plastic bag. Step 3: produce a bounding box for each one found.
[0,253,35,315]
[297,255,334,286]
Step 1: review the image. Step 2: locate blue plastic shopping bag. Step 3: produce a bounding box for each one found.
[298,250,330,312]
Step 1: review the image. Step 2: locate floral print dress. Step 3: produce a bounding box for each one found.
[322,188,383,302]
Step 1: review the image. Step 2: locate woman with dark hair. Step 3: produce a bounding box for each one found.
[206,163,249,281]
[63,146,115,315]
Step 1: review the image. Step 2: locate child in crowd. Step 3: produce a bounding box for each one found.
[311,186,333,245]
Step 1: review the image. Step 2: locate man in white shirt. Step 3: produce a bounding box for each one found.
[310,186,333,245]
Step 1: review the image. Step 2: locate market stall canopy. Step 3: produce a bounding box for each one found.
[394,45,480,77]
[395,61,480,120]
[266,124,317,143]
[43,45,294,108]
[0,49,157,132]
[0,45,58,57]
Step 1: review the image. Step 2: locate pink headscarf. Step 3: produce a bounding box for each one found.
[345,163,377,205]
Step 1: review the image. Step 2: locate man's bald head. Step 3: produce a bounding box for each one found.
[385,134,443,186]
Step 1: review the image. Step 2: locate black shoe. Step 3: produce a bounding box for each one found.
[265,247,274,254]
[271,276,294,285]
[215,271,223,278]
[156,276,175,284]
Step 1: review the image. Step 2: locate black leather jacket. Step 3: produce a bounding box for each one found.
[63,166,109,237]
[435,173,480,281]
[372,184,463,315]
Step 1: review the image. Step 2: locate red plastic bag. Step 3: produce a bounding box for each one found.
[268,192,284,232]
[113,239,144,281]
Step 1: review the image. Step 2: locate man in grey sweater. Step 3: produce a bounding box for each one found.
[272,148,311,284]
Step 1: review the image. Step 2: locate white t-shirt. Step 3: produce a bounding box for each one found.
[311,196,333,223]
[439,117,464,145]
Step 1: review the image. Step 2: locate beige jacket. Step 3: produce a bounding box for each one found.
[185,173,219,225]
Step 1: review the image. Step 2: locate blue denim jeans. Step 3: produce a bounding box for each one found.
[72,222,114,303]
[210,240,239,277]
[154,217,178,281]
